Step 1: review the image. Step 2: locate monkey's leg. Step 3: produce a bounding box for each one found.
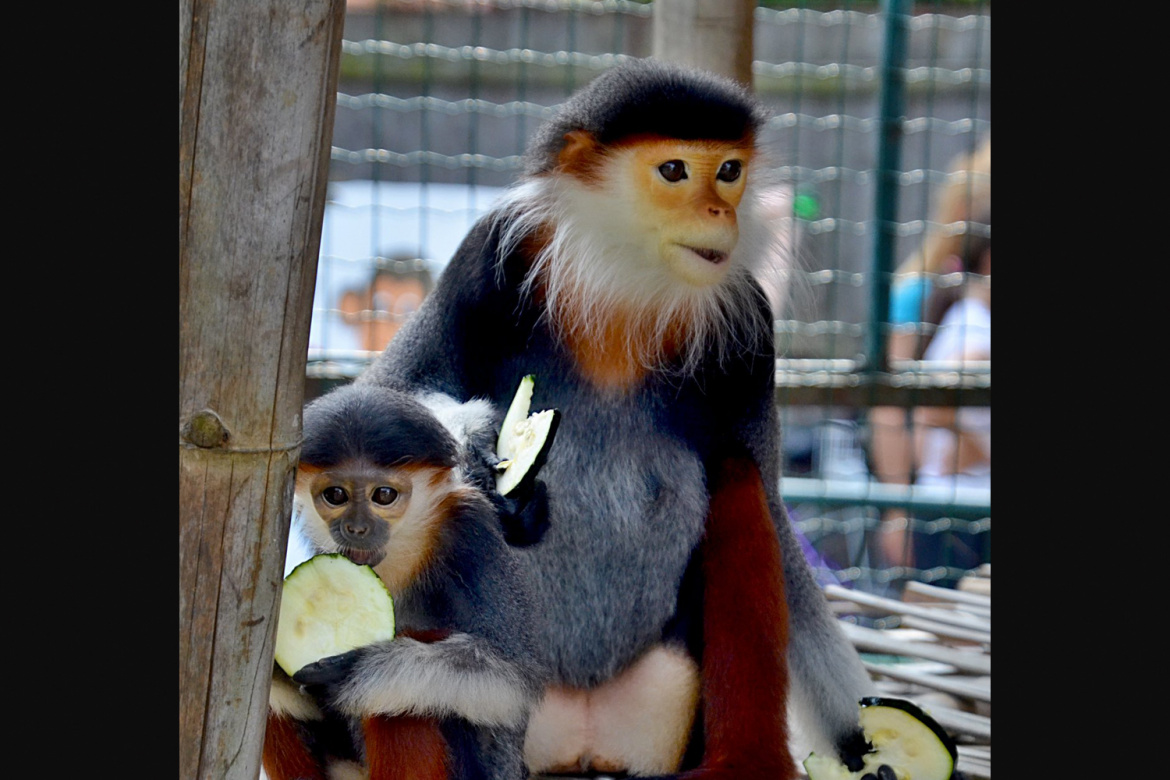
[265,669,332,780]
[262,711,329,780]
[363,715,450,780]
[524,644,701,776]
[358,628,462,780]
[679,454,796,780]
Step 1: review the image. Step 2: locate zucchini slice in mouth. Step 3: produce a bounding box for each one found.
[274,553,396,678]
[495,375,560,497]
[803,697,958,780]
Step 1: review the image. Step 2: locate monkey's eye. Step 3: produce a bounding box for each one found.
[657,160,688,183]
[321,486,349,506]
[717,160,742,183]
[371,486,399,506]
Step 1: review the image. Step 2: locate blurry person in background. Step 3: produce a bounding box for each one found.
[869,137,991,572]
[887,137,990,362]
[913,207,990,490]
[340,257,433,352]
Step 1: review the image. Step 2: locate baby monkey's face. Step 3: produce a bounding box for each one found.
[297,458,420,568]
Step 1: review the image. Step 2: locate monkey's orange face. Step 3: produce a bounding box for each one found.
[612,139,753,287]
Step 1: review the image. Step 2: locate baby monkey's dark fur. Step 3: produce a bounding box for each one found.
[264,384,549,780]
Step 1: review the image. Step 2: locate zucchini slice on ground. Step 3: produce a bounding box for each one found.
[274,553,396,677]
[495,375,560,497]
[803,697,957,780]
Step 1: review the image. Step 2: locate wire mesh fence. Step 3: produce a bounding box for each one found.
[307,0,991,595]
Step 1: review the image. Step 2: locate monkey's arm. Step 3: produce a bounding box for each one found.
[359,216,519,401]
[724,291,875,768]
[415,389,552,547]
[299,632,538,729]
[360,211,554,424]
[362,225,554,547]
[767,490,875,766]
[414,391,500,480]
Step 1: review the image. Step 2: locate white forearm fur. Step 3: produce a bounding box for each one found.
[334,633,537,728]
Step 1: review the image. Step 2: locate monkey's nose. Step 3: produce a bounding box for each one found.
[705,200,736,222]
[332,515,389,551]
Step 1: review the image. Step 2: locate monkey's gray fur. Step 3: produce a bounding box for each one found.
[357,58,875,771]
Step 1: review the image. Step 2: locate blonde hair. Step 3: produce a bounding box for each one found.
[897,136,991,277]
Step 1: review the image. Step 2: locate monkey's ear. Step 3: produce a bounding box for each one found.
[557,130,602,178]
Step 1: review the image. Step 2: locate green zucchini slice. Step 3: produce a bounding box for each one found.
[274,553,396,677]
[803,697,957,780]
[495,375,560,497]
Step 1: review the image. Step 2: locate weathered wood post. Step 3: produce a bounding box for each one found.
[179,0,345,776]
[651,0,756,86]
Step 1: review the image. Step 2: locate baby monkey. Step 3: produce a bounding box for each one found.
[264,383,549,780]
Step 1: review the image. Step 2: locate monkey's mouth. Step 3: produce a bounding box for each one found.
[339,547,386,568]
[682,245,730,265]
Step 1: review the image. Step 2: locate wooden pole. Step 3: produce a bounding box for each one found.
[179,0,345,777]
[651,0,756,87]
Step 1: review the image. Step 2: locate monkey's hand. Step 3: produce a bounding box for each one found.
[464,438,551,546]
[493,478,551,547]
[291,650,362,689]
[836,727,872,772]
[300,633,540,729]
[829,729,907,780]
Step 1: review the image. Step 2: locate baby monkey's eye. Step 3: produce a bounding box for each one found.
[717,160,742,182]
[371,486,399,506]
[321,486,349,506]
[657,160,687,183]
